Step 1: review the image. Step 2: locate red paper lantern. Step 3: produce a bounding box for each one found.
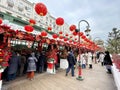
[59,35,63,39]
[75,38,77,41]
[48,26,52,32]
[24,25,34,33]
[35,3,47,16]
[82,35,86,39]
[52,34,58,39]
[0,19,2,24]
[64,38,68,42]
[56,17,64,26]
[69,40,72,43]
[78,32,83,36]
[29,19,36,26]
[70,36,73,38]
[73,31,77,36]
[69,25,76,31]
[41,31,47,37]
[59,31,63,34]
[65,34,68,37]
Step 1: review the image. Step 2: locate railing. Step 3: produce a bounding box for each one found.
[112,54,120,71]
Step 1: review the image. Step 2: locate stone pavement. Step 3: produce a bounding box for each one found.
[2,63,117,90]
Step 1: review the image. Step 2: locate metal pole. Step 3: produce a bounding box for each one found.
[76,20,90,81]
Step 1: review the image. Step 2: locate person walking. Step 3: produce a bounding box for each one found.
[88,52,93,69]
[99,52,105,66]
[104,51,113,74]
[27,52,37,80]
[7,52,20,81]
[66,51,76,77]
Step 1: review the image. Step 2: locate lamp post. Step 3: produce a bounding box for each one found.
[76,20,91,81]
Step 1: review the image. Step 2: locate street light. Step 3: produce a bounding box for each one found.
[76,20,91,81]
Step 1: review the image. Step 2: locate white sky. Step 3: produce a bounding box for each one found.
[28,0,120,42]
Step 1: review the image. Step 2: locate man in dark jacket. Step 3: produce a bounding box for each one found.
[104,51,113,74]
[66,51,76,77]
[7,52,20,81]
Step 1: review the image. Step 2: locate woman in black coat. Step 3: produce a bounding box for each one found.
[104,51,112,74]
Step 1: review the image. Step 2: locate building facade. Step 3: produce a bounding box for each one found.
[0,0,69,36]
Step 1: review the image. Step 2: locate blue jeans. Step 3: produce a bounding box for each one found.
[66,64,74,76]
[82,64,86,69]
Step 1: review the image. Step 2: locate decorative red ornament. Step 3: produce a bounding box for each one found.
[47,26,52,32]
[75,38,77,41]
[69,25,76,31]
[0,18,2,24]
[59,31,63,34]
[65,34,68,37]
[41,31,47,37]
[82,35,86,39]
[29,19,36,26]
[70,36,73,38]
[69,40,72,43]
[56,17,64,26]
[78,32,83,36]
[24,25,34,33]
[59,35,63,39]
[73,31,77,36]
[64,38,68,42]
[35,3,47,16]
[52,34,58,39]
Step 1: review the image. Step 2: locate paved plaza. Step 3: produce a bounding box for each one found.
[2,63,117,90]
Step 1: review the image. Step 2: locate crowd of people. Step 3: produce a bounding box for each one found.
[2,43,113,81]
[65,50,113,77]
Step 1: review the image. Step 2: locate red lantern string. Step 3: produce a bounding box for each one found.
[35,3,48,16]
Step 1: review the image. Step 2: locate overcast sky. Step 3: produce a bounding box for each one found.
[28,0,120,41]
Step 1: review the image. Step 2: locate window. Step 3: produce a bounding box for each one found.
[18,2,24,11]
[25,6,32,12]
[7,0,14,7]
[46,17,48,21]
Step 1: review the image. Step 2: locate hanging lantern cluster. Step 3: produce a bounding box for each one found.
[56,17,64,26]
[24,25,34,33]
[29,19,36,26]
[35,3,48,16]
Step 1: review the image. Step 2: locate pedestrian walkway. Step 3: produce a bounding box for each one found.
[2,63,117,90]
